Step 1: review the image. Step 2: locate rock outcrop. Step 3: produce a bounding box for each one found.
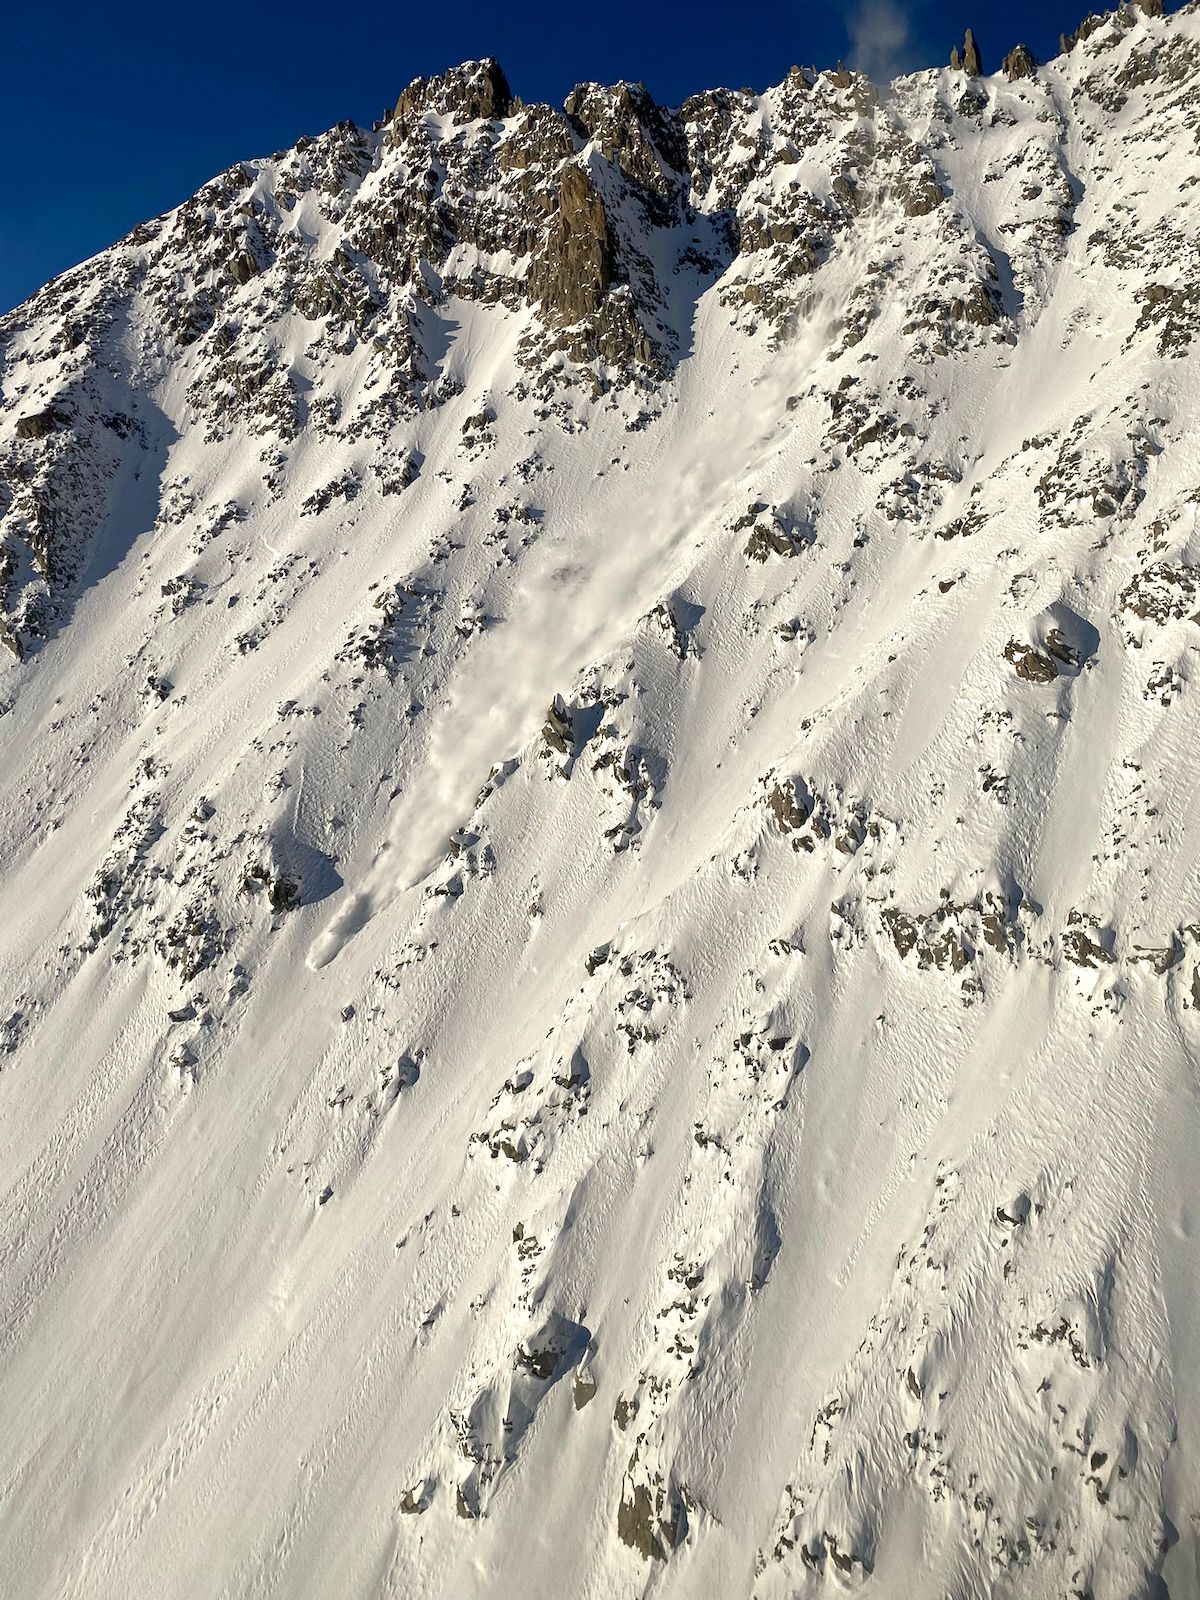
[389,56,514,131]
[952,27,984,74]
[2,11,1200,1600]
[529,163,616,328]
[1003,43,1038,79]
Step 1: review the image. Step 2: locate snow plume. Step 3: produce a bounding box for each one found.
[846,0,915,86]
[310,319,830,970]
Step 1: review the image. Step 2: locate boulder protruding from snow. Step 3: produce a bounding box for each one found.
[542,695,575,757]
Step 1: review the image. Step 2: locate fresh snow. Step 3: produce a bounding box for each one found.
[2,9,1200,1598]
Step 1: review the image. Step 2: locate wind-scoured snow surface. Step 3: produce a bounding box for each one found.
[3,9,1200,1597]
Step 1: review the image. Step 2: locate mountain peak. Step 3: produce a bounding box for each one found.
[389,54,515,129]
[2,5,1200,1597]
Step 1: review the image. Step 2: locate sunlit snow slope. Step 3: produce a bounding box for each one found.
[3,8,1200,1598]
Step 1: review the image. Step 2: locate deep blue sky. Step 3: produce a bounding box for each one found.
[1,0,1132,314]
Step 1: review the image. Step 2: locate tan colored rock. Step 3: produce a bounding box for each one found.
[1003,639,1059,683]
[1002,44,1038,80]
[529,164,615,328]
[390,58,513,135]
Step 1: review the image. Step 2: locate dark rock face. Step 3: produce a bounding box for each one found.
[15,406,70,441]
[564,80,686,217]
[227,249,259,285]
[767,779,814,834]
[949,279,1003,327]
[542,695,575,756]
[242,858,301,913]
[745,516,805,561]
[1061,12,1109,53]
[530,164,616,328]
[389,57,514,132]
[1003,639,1059,683]
[1135,280,1200,356]
[950,30,984,74]
[617,1483,666,1561]
[1003,44,1038,80]
[615,1469,687,1563]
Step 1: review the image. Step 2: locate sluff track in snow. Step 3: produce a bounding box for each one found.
[2,7,1200,1598]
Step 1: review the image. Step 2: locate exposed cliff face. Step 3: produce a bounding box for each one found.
[530,163,617,328]
[3,9,1200,1600]
[390,55,516,128]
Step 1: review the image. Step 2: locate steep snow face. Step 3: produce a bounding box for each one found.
[3,9,1200,1599]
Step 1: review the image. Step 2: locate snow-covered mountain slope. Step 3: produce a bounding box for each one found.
[3,7,1200,1596]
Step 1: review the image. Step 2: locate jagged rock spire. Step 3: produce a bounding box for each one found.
[1002,43,1038,79]
[562,80,686,211]
[950,29,983,74]
[528,164,615,329]
[390,57,514,131]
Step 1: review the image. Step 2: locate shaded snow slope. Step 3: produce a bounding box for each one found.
[3,8,1200,1598]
